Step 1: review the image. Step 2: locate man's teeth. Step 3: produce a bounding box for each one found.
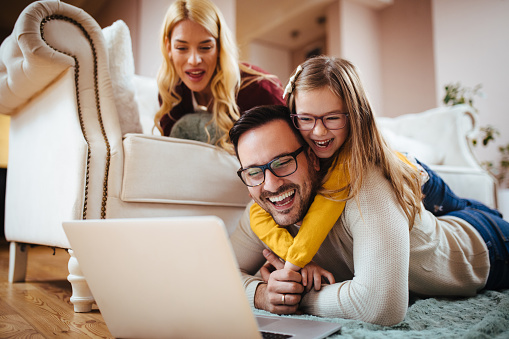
[269,190,294,203]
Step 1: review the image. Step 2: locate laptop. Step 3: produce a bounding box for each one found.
[63,216,342,339]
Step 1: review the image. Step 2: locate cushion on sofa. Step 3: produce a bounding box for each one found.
[121,134,250,207]
[102,20,142,135]
[381,128,444,165]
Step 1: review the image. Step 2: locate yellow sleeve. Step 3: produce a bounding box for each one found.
[286,194,343,268]
[286,162,348,268]
[250,197,339,268]
[249,162,349,268]
[250,202,294,260]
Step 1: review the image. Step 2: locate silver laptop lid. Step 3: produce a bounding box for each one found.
[63,216,261,339]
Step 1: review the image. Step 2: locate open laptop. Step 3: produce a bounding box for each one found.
[63,216,341,339]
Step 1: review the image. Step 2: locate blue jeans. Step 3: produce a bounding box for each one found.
[418,160,509,290]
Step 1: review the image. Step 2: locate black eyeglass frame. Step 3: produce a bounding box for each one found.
[290,113,349,131]
[237,146,305,187]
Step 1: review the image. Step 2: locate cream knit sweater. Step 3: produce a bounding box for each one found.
[230,166,490,326]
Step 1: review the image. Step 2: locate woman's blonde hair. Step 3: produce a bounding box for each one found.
[155,0,274,152]
[286,56,422,228]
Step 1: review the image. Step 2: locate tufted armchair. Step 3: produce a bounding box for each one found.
[0,1,250,312]
[0,1,497,313]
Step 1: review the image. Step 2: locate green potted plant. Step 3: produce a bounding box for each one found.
[443,83,509,208]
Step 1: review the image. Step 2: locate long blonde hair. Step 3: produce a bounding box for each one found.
[155,0,274,152]
[286,56,422,228]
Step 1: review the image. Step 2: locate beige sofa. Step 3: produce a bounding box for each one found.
[0,1,497,312]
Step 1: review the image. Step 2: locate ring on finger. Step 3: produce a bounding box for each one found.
[282,294,286,305]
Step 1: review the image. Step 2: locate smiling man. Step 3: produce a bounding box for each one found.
[230,105,321,228]
[228,105,323,314]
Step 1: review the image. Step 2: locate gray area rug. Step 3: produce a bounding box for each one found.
[254,289,509,338]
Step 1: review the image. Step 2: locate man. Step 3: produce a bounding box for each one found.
[228,103,505,327]
[228,104,323,315]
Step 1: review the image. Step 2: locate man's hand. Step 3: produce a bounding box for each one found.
[260,249,284,282]
[254,249,304,314]
[260,250,335,292]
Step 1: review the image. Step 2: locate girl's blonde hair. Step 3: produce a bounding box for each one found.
[286,56,422,228]
[155,0,275,153]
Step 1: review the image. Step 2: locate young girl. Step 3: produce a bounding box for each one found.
[155,0,284,153]
[250,56,508,293]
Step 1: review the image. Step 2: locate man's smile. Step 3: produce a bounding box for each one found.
[267,189,295,209]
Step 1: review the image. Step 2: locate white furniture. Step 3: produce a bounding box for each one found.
[0,1,497,312]
[377,105,498,208]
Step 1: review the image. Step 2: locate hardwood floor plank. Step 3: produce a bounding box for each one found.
[0,240,113,338]
[2,281,111,338]
[0,314,44,338]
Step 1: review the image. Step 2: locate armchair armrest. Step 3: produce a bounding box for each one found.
[377,106,498,208]
[1,1,125,247]
[377,105,481,168]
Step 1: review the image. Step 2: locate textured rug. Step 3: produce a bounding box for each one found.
[254,289,509,338]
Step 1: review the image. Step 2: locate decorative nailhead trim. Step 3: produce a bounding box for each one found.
[40,15,110,219]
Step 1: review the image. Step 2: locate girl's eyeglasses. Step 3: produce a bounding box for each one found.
[290,113,349,131]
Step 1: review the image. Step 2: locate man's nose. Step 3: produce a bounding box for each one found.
[312,119,328,136]
[263,169,283,192]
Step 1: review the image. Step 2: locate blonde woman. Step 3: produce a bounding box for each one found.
[155,0,284,152]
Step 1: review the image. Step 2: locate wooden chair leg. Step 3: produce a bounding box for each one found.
[67,249,95,312]
[8,242,28,283]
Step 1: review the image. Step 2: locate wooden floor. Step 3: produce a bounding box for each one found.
[0,238,113,338]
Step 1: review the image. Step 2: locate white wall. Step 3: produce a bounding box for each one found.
[432,0,509,165]
[248,41,292,85]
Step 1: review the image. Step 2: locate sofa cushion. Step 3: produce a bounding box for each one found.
[381,128,443,165]
[429,165,496,208]
[121,134,250,207]
[102,20,142,135]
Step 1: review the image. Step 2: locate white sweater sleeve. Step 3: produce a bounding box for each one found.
[300,168,411,326]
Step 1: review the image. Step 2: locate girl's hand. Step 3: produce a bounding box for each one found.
[299,261,335,292]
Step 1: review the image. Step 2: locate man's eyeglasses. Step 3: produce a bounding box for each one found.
[290,113,349,131]
[237,146,305,187]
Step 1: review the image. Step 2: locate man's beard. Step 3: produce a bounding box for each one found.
[256,166,320,227]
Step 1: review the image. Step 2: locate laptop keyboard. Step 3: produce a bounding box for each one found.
[261,331,293,339]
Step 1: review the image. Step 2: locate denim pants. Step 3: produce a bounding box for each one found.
[418,160,509,290]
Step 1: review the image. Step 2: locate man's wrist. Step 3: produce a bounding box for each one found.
[254,282,267,310]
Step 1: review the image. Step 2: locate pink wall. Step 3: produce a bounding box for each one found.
[325,0,435,118]
[95,0,139,67]
[432,0,509,164]
[339,0,384,116]
[249,41,292,85]
[379,0,436,117]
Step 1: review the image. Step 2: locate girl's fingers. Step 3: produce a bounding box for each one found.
[314,272,322,291]
[301,269,307,287]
